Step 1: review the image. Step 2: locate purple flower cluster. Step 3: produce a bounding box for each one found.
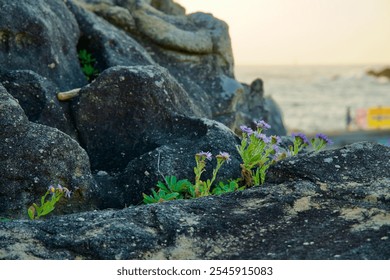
[196,151,212,161]
[254,120,271,130]
[291,132,310,145]
[240,125,254,135]
[315,133,333,145]
[217,151,231,163]
[48,184,72,198]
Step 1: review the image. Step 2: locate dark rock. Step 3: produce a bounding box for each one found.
[367,67,390,79]
[150,0,186,16]
[97,117,242,208]
[71,0,280,133]
[0,0,86,90]
[267,142,390,185]
[72,65,205,173]
[0,142,388,259]
[0,70,78,139]
[235,78,286,136]
[65,0,155,74]
[0,84,98,219]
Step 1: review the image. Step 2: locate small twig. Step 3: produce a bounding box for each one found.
[57,88,81,101]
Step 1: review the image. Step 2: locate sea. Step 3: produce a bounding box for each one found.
[235,64,390,135]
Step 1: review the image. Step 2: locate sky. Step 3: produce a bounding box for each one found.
[175,0,390,66]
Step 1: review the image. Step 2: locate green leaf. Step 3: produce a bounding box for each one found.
[28,206,35,220]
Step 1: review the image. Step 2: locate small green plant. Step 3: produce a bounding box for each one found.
[143,120,333,204]
[236,121,281,186]
[142,176,192,203]
[143,151,231,204]
[78,49,98,81]
[28,184,71,220]
[212,180,243,195]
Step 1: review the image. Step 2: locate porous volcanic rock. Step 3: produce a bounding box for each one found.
[0,0,86,90]
[0,142,388,259]
[0,84,98,218]
[0,70,78,139]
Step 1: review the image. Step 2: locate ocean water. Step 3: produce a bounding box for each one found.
[235,64,390,134]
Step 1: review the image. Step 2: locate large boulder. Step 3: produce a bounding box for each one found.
[0,84,98,218]
[71,65,205,172]
[0,0,86,90]
[0,142,388,259]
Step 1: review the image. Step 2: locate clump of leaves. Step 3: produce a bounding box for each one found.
[143,152,232,204]
[78,49,98,81]
[143,120,333,204]
[143,176,192,204]
[28,184,71,220]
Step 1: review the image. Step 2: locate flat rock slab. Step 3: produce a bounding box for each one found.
[0,143,389,259]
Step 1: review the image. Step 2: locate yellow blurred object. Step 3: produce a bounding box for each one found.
[367,107,390,129]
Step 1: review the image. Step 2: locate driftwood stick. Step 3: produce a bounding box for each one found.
[57,88,81,101]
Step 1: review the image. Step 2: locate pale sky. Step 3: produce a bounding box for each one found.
[176,0,390,65]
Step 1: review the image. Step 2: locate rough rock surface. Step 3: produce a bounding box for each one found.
[0,70,78,139]
[0,0,86,90]
[0,142,389,259]
[96,117,242,208]
[70,65,241,206]
[69,0,283,133]
[72,65,204,172]
[0,84,98,218]
[66,0,155,73]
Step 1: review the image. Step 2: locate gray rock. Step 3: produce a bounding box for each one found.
[71,0,276,133]
[0,142,388,259]
[97,117,242,208]
[0,84,98,218]
[72,65,204,172]
[66,0,155,73]
[235,78,287,136]
[0,70,78,139]
[0,0,86,90]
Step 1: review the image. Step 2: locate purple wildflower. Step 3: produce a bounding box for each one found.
[48,185,55,193]
[254,120,271,130]
[255,132,270,143]
[64,188,72,198]
[196,151,212,161]
[270,135,282,145]
[240,125,254,135]
[315,133,333,145]
[56,184,63,192]
[292,132,310,145]
[217,151,231,163]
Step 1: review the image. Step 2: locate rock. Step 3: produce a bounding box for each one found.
[71,65,205,173]
[0,0,86,90]
[367,67,390,79]
[150,0,186,16]
[267,142,390,185]
[71,0,274,133]
[235,78,287,136]
[97,117,242,208]
[0,142,389,259]
[0,70,78,139]
[65,0,155,73]
[69,65,241,207]
[0,84,98,219]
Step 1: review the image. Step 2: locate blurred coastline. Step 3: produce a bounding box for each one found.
[235,64,390,147]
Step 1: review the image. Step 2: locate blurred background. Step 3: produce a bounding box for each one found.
[176,0,390,147]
